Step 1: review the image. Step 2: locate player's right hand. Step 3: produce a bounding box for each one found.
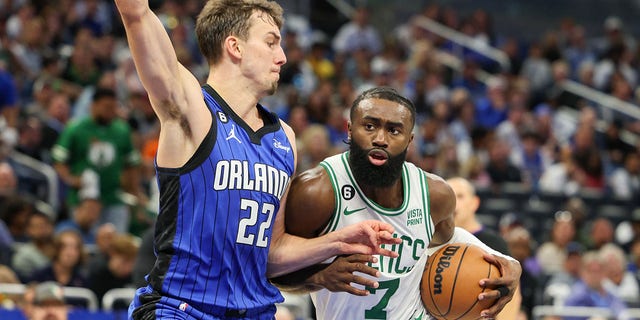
[311,254,382,296]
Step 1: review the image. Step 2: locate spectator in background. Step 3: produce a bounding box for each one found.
[542,241,584,305]
[297,124,332,173]
[14,116,46,162]
[504,226,540,320]
[608,151,640,200]
[587,217,615,251]
[0,264,21,309]
[485,138,523,185]
[536,212,576,275]
[474,76,509,130]
[538,148,583,195]
[630,238,640,286]
[571,126,606,193]
[563,25,596,81]
[89,233,139,309]
[563,251,628,320]
[331,6,382,56]
[11,211,55,282]
[592,36,637,92]
[52,88,143,234]
[603,119,635,170]
[55,170,102,245]
[86,223,117,274]
[520,42,552,104]
[30,230,89,290]
[0,65,19,147]
[447,177,510,253]
[1,195,34,243]
[38,92,72,164]
[23,281,69,320]
[599,243,640,304]
[516,130,548,190]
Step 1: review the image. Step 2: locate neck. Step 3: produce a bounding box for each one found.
[207,68,263,121]
[360,179,404,209]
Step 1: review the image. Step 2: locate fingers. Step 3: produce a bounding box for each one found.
[367,220,396,234]
[378,231,402,244]
[374,247,399,258]
[324,255,382,296]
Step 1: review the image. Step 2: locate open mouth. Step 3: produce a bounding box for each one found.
[368,149,389,166]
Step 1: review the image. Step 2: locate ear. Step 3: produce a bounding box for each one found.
[347,121,352,140]
[225,35,242,60]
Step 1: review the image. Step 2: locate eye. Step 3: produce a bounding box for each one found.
[389,127,401,135]
[364,123,375,131]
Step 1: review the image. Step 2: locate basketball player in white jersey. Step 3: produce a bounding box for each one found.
[274,87,521,319]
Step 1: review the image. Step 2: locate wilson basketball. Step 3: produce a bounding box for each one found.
[421,243,501,320]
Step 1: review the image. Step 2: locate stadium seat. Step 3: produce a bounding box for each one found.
[102,287,136,311]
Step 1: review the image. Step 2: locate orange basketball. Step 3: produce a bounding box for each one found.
[421,243,501,320]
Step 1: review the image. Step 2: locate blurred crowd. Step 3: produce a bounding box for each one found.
[0,1,640,319]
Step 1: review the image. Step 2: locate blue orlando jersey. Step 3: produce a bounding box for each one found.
[146,85,294,315]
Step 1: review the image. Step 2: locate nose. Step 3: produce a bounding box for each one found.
[276,45,287,66]
[372,129,388,148]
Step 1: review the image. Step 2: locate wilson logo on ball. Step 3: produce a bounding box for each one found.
[433,245,460,294]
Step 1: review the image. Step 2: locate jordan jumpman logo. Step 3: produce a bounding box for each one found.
[226,124,242,144]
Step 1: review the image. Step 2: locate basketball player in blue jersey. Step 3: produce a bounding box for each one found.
[274,87,523,319]
[114,1,402,319]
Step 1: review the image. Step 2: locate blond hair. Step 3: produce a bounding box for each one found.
[195,0,284,64]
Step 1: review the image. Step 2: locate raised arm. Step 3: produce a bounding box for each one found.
[114,0,210,166]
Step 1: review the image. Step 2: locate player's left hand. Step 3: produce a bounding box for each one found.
[311,254,383,296]
[332,220,401,258]
[477,254,521,318]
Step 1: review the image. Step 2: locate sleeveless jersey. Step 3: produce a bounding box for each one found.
[311,152,436,320]
[146,85,294,315]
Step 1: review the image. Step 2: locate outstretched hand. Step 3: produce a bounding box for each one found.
[332,220,401,258]
[477,254,522,318]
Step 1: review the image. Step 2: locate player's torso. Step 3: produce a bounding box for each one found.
[312,152,435,320]
[148,85,294,312]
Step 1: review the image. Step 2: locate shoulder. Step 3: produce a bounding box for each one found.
[289,166,332,197]
[286,165,335,238]
[424,171,455,223]
[279,119,297,151]
[62,118,88,132]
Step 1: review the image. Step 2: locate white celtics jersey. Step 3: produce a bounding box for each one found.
[311,152,436,320]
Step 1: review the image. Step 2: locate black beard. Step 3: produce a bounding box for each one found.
[348,142,406,188]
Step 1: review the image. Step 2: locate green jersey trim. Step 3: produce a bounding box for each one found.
[419,169,433,243]
[319,161,341,234]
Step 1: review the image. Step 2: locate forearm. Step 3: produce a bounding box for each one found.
[116,0,181,109]
[432,227,517,262]
[267,233,340,278]
[53,163,81,188]
[270,264,327,293]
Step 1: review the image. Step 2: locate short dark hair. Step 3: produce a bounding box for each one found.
[350,87,416,127]
[92,88,117,102]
